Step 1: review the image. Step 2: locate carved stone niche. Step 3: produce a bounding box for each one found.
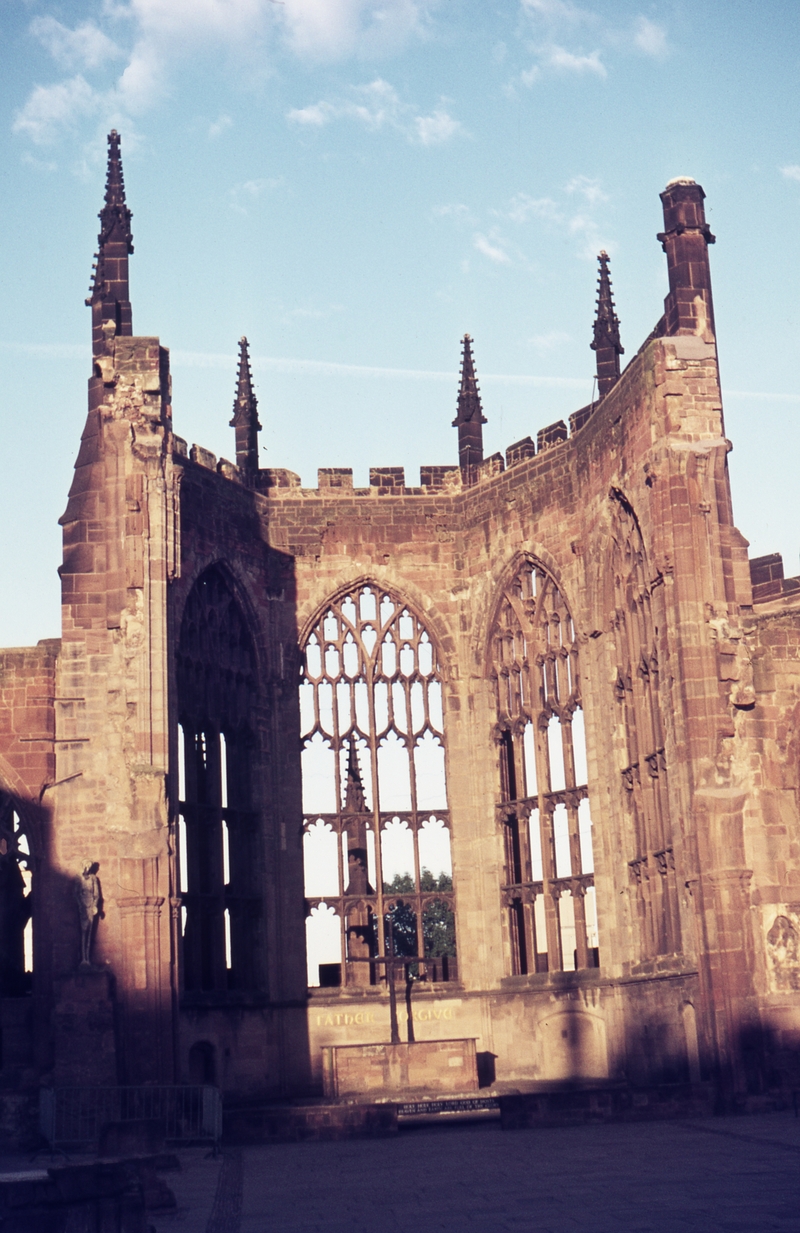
[765,910,800,993]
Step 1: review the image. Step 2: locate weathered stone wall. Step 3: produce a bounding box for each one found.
[3,168,798,1110]
[48,333,178,1085]
[0,642,58,801]
[153,318,776,1097]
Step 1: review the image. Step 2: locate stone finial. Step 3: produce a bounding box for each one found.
[590,251,624,397]
[452,334,487,472]
[87,131,134,358]
[229,337,262,474]
[657,178,716,339]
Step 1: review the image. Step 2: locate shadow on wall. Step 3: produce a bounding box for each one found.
[0,782,102,1143]
[172,510,312,1097]
[535,1010,609,1081]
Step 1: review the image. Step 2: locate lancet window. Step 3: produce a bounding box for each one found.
[176,567,264,995]
[610,493,680,957]
[301,584,456,988]
[491,559,598,975]
[0,793,33,996]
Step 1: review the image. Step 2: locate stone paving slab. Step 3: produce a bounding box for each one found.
[237,1114,800,1233]
[148,1110,800,1233]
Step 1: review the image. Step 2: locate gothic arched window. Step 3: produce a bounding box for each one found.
[490,559,598,975]
[0,793,33,996]
[301,584,456,988]
[176,567,264,994]
[610,492,679,957]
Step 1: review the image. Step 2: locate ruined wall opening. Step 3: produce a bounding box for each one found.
[301,584,456,988]
[0,792,33,996]
[176,566,265,995]
[610,492,680,958]
[490,558,598,975]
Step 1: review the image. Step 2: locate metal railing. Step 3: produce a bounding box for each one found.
[39,1085,222,1152]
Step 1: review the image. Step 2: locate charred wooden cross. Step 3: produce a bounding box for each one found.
[349,920,428,1045]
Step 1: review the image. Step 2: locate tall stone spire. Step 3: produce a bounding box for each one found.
[343,742,372,899]
[86,130,133,358]
[452,334,487,471]
[229,337,262,474]
[344,741,366,816]
[590,251,624,398]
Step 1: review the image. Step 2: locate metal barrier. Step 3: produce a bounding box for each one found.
[39,1085,222,1152]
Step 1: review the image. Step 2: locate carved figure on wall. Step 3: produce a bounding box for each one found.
[76,862,102,968]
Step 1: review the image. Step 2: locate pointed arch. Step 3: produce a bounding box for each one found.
[299,580,456,988]
[175,564,265,995]
[608,490,680,957]
[488,555,598,976]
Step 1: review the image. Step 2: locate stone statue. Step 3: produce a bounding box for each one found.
[76,862,101,968]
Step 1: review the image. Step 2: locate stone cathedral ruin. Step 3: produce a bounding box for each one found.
[0,131,799,1137]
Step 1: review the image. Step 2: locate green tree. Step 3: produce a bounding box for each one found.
[382,870,456,959]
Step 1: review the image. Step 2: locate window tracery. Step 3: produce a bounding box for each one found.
[610,493,680,956]
[176,567,264,994]
[490,559,598,975]
[301,584,456,988]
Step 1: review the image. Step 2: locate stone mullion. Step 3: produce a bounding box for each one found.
[571,883,589,970]
[529,891,542,969]
[404,671,423,958]
[206,733,226,991]
[541,805,562,971]
[533,608,562,968]
[323,812,339,906]
[507,899,525,975]
[521,898,536,974]
[519,804,533,884]
[550,886,565,970]
[512,722,527,802]
[626,590,669,955]
[661,850,681,954]
[366,661,384,961]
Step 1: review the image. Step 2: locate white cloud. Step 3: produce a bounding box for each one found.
[228,175,283,213]
[633,16,667,57]
[474,233,511,264]
[208,113,233,138]
[288,79,462,145]
[279,0,425,61]
[520,0,584,23]
[517,4,668,83]
[15,0,428,146]
[115,43,165,112]
[287,102,336,126]
[434,203,475,225]
[565,174,608,205]
[21,152,59,172]
[414,108,459,145]
[503,180,610,260]
[507,193,561,223]
[122,0,273,43]
[546,44,606,76]
[12,75,99,144]
[529,329,571,351]
[30,16,123,69]
[781,165,800,182]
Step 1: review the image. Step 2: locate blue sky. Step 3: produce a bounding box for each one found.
[1,0,798,647]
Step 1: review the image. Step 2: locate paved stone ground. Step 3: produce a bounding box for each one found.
[149,1109,800,1233]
